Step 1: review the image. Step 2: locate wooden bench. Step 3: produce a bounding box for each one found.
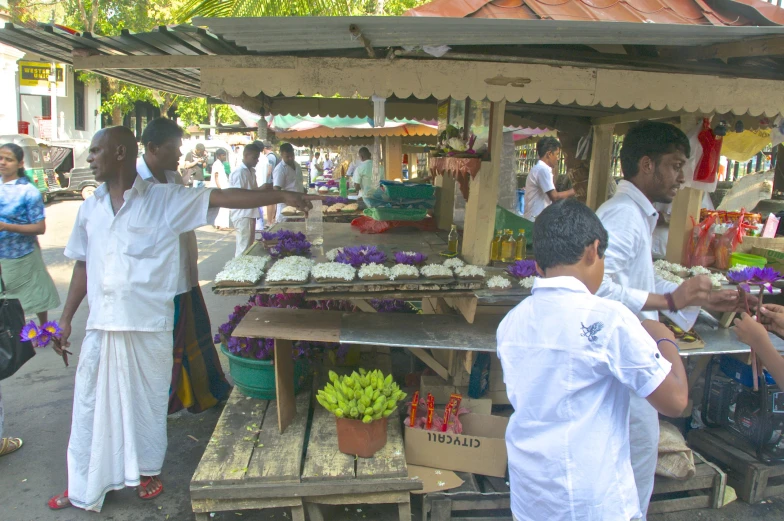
[190,350,421,520]
[649,452,726,514]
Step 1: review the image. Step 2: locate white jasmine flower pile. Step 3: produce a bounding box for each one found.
[215,255,270,284]
[358,263,391,280]
[487,275,511,289]
[390,264,419,281]
[653,259,688,274]
[326,247,344,261]
[312,262,356,282]
[342,203,359,212]
[266,256,314,283]
[655,267,684,285]
[442,258,465,269]
[710,272,728,287]
[519,276,536,289]
[421,264,453,278]
[455,265,486,279]
[688,265,711,276]
[326,203,346,213]
[729,264,750,272]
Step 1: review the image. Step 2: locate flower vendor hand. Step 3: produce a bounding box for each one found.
[760,304,784,338]
[671,275,713,309]
[732,312,770,348]
[705,288,745,313]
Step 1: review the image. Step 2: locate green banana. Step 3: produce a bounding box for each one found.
[362,415,373,424]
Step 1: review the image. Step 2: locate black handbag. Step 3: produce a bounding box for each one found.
[0,267,35,380]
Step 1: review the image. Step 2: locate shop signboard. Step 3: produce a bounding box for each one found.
[19,61,67,97]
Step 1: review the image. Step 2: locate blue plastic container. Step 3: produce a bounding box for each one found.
[517,189,525,215]
[720,355,777,387]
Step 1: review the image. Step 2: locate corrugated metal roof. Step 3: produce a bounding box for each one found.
[406,0,784,26]
[193,16,784,52]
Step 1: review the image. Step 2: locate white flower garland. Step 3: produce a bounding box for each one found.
[442,258,465,269]
[710,272,728,287]
[455,265,486,279]
[421,264,453,278]
[487,275,511,289]
[390,264,419,281]
[266,256,314,283]
[519,276,536,289]
[655,267,684,285]
[312,262,356,282]
[326,247,344,261]
[688,265,711,276]
[215,255,270,283]
[653,259,688,274]
[358,263,391,279]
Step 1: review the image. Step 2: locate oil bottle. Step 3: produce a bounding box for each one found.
[448,224,459,254]
[490,230,502,261]
[501,229,515,262]
[515,229,527,261]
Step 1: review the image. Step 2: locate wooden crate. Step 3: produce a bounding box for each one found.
[422,473,511,521]
[190,353,419,521]
[688,428,784,504]
[649,452,726,514]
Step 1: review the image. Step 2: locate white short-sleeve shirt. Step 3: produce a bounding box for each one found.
[228,163,259,221]
[496,276,671,521]
[523,160,555,221]
[272,161,304,214]
[64,176,213,332]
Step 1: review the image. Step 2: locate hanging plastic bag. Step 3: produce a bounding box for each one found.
[690,118,722,192]
[714,210,755,270]
[688,213,716,268]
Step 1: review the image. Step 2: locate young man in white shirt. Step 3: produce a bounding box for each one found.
[273,143,305,219]
[595,121,743,519]
[497,198,688,521]
[309,151,323,183]
[228,143,261,256]
[49,126,314,512]
[523,137,575,221]
[323,153,334,170]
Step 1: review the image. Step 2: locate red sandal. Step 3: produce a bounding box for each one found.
[138,476,163,500]
[48,490,71,510]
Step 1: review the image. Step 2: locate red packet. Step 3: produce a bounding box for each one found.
[409,391,420,427]
[450,393,462,411]
[425,393,435,430]
[442,402,453,432]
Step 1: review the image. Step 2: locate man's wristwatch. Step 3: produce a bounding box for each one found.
[664,292,678,313]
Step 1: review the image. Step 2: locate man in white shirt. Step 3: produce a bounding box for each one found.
[228,143,261,256]
[497,199,687,521]
[309,151,323,183]
[523,137,575,221]
[50,126,314,512]
[260,142,280,227]
[353,147,376,196]
[595,121,742,519]
[273,143,305,218]
[323,153,334,170]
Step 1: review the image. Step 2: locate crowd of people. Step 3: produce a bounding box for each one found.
[2,118,784,520]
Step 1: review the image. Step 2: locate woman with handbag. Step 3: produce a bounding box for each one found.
[0,143,61,457]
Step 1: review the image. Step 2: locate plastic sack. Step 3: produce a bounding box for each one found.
[656,421,695,480]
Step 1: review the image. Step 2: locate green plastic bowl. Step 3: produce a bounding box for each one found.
[730,252,767,269]
[221,344,308,399]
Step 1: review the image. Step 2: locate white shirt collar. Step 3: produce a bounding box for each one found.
[616,180,657,219]
[532,276,590,295]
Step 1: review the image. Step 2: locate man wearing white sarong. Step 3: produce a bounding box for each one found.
[48,126,315,512]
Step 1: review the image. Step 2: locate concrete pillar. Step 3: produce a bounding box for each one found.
[384,136,403,180]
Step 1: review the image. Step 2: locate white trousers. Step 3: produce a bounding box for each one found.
[67,329,172,512]
[233,217,256,257]
[0,382,4,440]
[629,393,660,520]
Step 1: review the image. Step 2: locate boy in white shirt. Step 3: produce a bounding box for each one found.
[496,198,688,521]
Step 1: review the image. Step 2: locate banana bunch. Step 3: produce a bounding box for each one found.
[316,368,407,424]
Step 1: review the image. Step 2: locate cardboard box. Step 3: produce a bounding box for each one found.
[404,413,509,478]
[488,356,510,405]
[751,246,784,272]
[736,236,784,254]
[419,375,492,415]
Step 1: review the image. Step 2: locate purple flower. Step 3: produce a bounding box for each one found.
[727,267,756,284]
[41,321,63,338]
[325,196,351,206]
[213,333,222,344]
[20,321,39,344]
[36,331,52,348]
[270,237,312,258]
[394,251,427,266]
[507,260,537,279]
[335,245,387,268]
[261,230,307,243]
[370,299,417,314]
[752,267,782,284]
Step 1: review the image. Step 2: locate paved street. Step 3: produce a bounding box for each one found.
[0,197,783,521]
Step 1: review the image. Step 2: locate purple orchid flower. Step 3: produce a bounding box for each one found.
[20,321,39,344]
[507,260,537,279]
[335,245,388,268]
[394,251,428,266]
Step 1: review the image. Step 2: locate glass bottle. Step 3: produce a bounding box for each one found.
[448,224,459,254]
[501,229,515,262]
[490,230,502,261]
[515,229,527,261]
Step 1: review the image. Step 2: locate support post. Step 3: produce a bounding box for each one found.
[461,100,506,265]
[433,174,456,231]
[274,339,296,433]
[384,136,403,180]
[585,123,615,210]
[667,115,704,265]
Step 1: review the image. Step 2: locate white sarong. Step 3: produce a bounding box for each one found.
[629,393,660,520]
[67,329,172,512]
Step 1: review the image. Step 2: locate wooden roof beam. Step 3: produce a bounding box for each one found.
[659,36,784,62]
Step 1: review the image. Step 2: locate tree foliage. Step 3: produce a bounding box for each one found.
[177,0,426,22]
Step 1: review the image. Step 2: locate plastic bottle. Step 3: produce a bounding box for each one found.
[490,230,502,261]
[515,229,527,261]
[501,229,515,262]
[339,176,348,198]
[448,225,459,254]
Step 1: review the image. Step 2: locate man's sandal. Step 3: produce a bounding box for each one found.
[48,491,71,510]
[0,437,22,457]
[138,476,163,500]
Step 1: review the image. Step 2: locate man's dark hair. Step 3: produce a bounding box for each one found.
[140,117,184,147]
[245,143,262,154]
[533,199,608,272]
[215,148,227,158]
[620,121,690,180]
[536,136,561,159]
[314,151,320,158]
[358,147,371,160]
[279,143,294,154]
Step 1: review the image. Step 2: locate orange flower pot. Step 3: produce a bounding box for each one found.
[335,416,388,458]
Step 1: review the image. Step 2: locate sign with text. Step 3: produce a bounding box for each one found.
[19,61,67,97]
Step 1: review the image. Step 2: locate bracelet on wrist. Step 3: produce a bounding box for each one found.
[657,338,680,352]
[664,292,678,313]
